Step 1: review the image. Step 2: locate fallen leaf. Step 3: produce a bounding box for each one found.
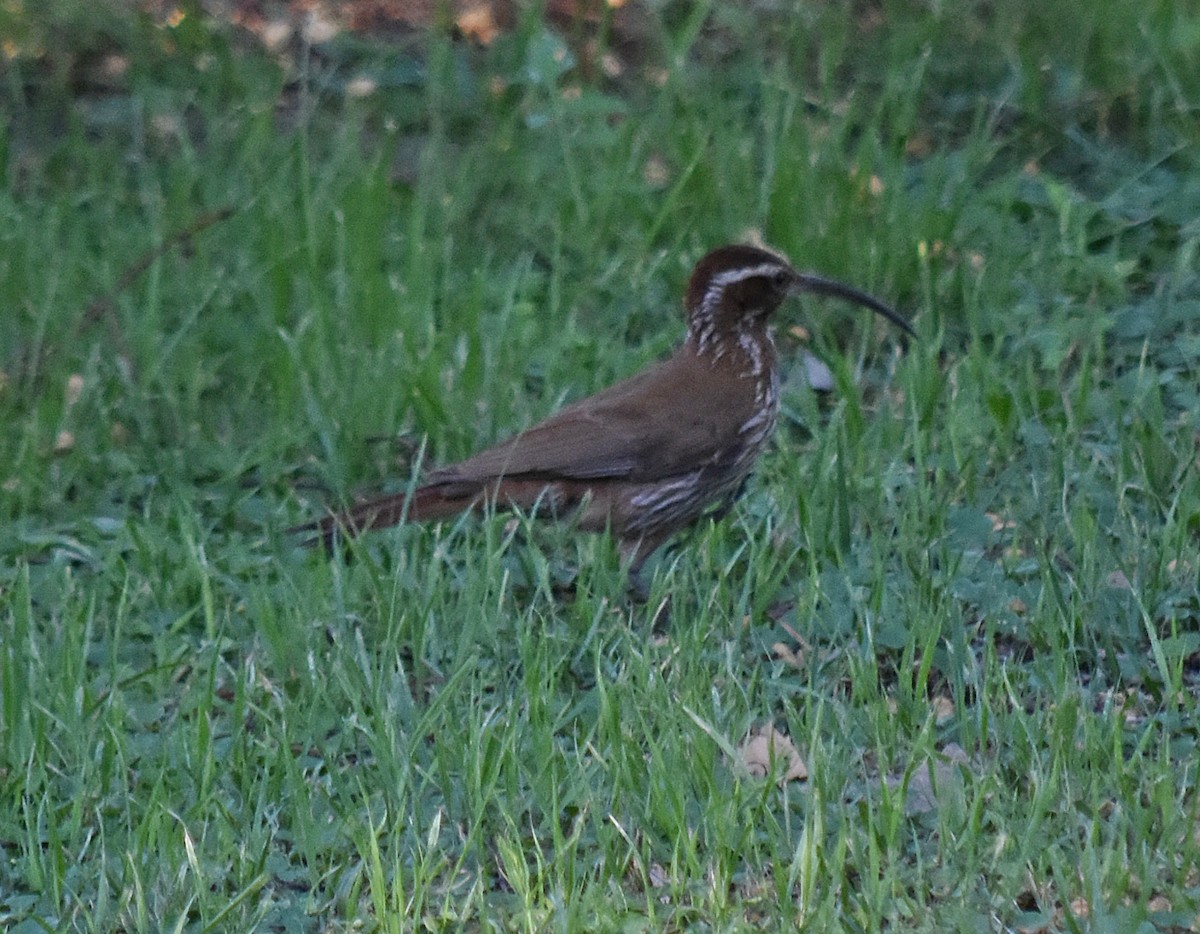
[1106,570,1132,589]
[457,4,500,44]
[904,133,933,158]
[600,51,623,78]
[771,641,805,669]
[66,373,84,406]
[346,75,377,98]
[889,743,969,815]
[739,724,807,782]
[642,153,669,188]
[261,20,293,51]
[301,12,339,44]
[986,511,1017,531]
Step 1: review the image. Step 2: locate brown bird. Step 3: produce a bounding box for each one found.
[292,244,913,589]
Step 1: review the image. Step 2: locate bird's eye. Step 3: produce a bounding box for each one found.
[771,270,790,286]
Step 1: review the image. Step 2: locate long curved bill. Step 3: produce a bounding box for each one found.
[793,273,916,338]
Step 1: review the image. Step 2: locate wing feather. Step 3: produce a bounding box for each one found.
[427,349,756,486]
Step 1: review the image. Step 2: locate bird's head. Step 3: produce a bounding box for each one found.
[684,244,914,351]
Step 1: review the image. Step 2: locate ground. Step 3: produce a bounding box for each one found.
[1,1,1199,930]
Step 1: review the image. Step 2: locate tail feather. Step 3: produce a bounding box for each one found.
[289,483,480,550]
[290,477,592,550]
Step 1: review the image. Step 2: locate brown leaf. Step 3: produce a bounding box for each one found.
[771,641,806,669]
[739,724,807,782]
[889,742,969,815]
[1106,569,1132,589]
[65,374,84,407]
[456,4,501,44]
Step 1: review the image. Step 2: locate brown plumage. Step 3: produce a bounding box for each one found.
[291,244,913,582]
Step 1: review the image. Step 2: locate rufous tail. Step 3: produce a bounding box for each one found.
[289,483,479,550]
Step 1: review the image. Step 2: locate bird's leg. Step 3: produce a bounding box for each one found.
[627,567,651,604]
[619,531,673,604]
[622,558,672,628]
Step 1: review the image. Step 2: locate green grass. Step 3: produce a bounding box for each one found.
[2,1,1200,930]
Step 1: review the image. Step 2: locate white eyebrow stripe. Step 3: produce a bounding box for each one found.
[708,262,788,288]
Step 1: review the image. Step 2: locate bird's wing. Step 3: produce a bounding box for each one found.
[427,351,758,486]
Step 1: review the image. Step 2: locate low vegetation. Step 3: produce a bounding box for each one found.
[1,2,1198,929]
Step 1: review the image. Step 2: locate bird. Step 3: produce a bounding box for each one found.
[291,243,913,591]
